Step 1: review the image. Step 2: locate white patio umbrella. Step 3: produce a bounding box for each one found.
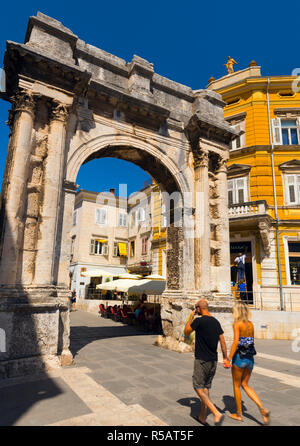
[118,273,142,279]
[81,269,114,278]
[97,277,166,295]
[144,274,166,280]
[96,279,139,292]
[127,278,166,295]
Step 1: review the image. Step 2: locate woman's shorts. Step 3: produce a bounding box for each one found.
[232,352,254,370]
[193,359,217,390]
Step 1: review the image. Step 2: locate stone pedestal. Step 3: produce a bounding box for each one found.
[0,286,73,379]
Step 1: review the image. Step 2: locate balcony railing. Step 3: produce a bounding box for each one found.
[229,200,268,218]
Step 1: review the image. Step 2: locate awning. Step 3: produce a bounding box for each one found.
[96,239,107,243]
[144,274,166,280]
[96,278,166,295]
[96,279,138,292]
[118,273,141,279]
[118,242,127,256]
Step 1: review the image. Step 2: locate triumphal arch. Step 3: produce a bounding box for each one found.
[0,13,236,377]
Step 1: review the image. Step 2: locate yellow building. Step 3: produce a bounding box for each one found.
[208,63,300,310]
[151,182,167,278]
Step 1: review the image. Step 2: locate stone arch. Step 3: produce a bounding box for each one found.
[58,132,193,294]
[66,133,191,196]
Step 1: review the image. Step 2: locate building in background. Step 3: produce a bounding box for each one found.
[127,184,153,276]
[151,182,167,278]
[208,63,300,309]
[70,188,128,298]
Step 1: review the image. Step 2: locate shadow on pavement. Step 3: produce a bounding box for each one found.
[222,395,263,425]
[69,322,162,358]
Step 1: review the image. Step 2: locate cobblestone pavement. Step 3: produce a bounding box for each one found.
[0,310,300,426]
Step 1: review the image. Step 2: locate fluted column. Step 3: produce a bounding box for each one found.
[56,181,78,287]
[0,90,38,285]
[194,149,211,293]
[34,101,69,285]
[215,156,231,294]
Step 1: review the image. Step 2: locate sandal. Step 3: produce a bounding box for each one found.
[228,413,243,422]
[260,408,271,426]
[192,415,210,426]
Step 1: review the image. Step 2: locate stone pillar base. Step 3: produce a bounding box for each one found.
[158,295,234,352]
[0,286,73,379]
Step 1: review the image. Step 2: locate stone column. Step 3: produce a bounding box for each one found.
[0,90,37,285]
[56,181,78,287]
[194,149,211,293]
[34,101,69,285]
[215,156,231,294]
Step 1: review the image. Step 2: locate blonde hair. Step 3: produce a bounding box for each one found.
[233,301,251,322]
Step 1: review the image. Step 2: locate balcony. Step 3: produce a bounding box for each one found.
[229,200,271,255]
[229,200,268,219]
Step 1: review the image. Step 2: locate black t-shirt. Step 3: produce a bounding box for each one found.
[191,315,224,362]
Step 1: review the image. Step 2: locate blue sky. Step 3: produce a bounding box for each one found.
[0,0,299,196]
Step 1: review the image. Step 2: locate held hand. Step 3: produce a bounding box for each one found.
[223,359,232,369]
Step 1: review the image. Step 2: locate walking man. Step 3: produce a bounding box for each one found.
[184,299,231,426]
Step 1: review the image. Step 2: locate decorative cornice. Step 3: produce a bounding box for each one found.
[227,163,252,177]
[279,159,300,171]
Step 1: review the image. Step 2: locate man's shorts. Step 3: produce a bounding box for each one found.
[192,359,217,390]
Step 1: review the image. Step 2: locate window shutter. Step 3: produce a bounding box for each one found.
[113,242,118,257]
[102,243,109,255]
[296,118,300,144]
[272,118,282,145]
[287,175,296,203]
[90,239,95,254]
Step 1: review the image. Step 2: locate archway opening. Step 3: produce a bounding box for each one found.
[66,146,184,333]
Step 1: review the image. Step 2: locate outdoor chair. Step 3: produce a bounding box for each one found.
[99,304,109,318]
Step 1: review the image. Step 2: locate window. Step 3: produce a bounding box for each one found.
[130,241,135,257]
[113,241,127,257]
[142,237,148,255]
[137,207,146,223]
[95,208,107,225]
[227,177,248,205]
[130,211,136,227]
[90,238,108,255]
[288,242,300,285]
[285,174,300,205]
[73,210,77,226]
[229,122,246,150]
[272,118,300,145]
[118,212,127,227]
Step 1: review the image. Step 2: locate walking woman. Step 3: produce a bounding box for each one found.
[227,301,270,425]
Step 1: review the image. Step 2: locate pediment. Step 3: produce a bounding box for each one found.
[279,159,300,171]
[227,164,252,177]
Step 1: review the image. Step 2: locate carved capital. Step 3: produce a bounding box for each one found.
[216,156,228,174]
[194,150,209,169]
[50,100,70,124]
[6,90,39,131]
